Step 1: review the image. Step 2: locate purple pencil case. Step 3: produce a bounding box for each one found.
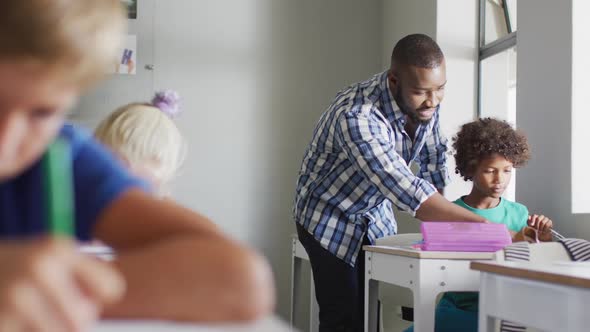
[420,222,512,252]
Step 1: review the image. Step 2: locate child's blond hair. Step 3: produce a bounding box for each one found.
[94,92,186,192]
[0,0,126,86]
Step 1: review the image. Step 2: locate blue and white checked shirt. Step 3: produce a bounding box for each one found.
[293,71,450,266]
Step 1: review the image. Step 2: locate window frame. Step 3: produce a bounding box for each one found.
[477,0,517,117]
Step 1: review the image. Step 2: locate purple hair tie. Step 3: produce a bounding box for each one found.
[151,90,181,118]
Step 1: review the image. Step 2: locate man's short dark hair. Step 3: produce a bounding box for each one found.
[390,33,445,69]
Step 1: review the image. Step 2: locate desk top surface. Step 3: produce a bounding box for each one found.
[471,261,590,288]
[94,316,291,332]
[363,245,496,260]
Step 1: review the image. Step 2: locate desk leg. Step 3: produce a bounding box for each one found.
[412,287,436,332]
[365,279,379,332]
[477,310,494,332]
[365,253,379,332]
[310,271,319,332]
[290,254,302,328]
[478,276,494,332]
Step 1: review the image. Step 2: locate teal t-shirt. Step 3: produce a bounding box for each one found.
[443,197,529,311]
[453,196,529,232]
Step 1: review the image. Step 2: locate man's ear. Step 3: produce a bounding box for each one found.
[388,70,399,91]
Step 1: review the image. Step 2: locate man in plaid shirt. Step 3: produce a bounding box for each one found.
[293,34,487,332]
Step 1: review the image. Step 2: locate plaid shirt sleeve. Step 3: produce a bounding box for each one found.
[335,106,436,216]
[416,114,451,190]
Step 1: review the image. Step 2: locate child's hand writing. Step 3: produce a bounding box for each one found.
[0,238,125,332]
[528,214,553,241]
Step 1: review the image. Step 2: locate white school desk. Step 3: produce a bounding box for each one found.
[363,245,495,332]
[94,316,292,332]
[472,261,590,332]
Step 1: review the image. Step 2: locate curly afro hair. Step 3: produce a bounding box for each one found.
[452,118,531,181]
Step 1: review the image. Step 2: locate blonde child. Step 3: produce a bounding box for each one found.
[94,90,185,197]
[0,1,274,331]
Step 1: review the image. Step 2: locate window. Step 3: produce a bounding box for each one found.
[478,0,517,199]
[478,0,517,120]
[480,47,516,123]
[483,0,516,45]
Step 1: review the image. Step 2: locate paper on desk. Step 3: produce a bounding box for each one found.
[93,316,293,332]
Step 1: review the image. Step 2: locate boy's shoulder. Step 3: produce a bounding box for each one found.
[58,123,108,160]
[58,123,92,149]
[502,198,528,210]
[501,198,529,216]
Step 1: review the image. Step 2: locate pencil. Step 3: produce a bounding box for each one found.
[42,137,74,236]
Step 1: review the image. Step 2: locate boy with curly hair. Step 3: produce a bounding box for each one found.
[452,117,552,239]
[405,117,553,332]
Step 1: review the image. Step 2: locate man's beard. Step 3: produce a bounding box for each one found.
[394,89,432,125]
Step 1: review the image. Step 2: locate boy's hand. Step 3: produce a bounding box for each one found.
[511,230,526,243]
[0,238,125,332]
[528,214,553,241]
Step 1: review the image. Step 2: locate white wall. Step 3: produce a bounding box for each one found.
[74,0,382,326]
[70,0,156,125]
[517,0,590,238]
[571,0,590,213]
[381,0,437,69]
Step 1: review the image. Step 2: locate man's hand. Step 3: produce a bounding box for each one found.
[0,238,125,332]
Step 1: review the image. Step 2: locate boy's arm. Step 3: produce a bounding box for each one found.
[0,238,124,332]
[508,209,554,243]
[92,189,275,322]
[510,230,522,242]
